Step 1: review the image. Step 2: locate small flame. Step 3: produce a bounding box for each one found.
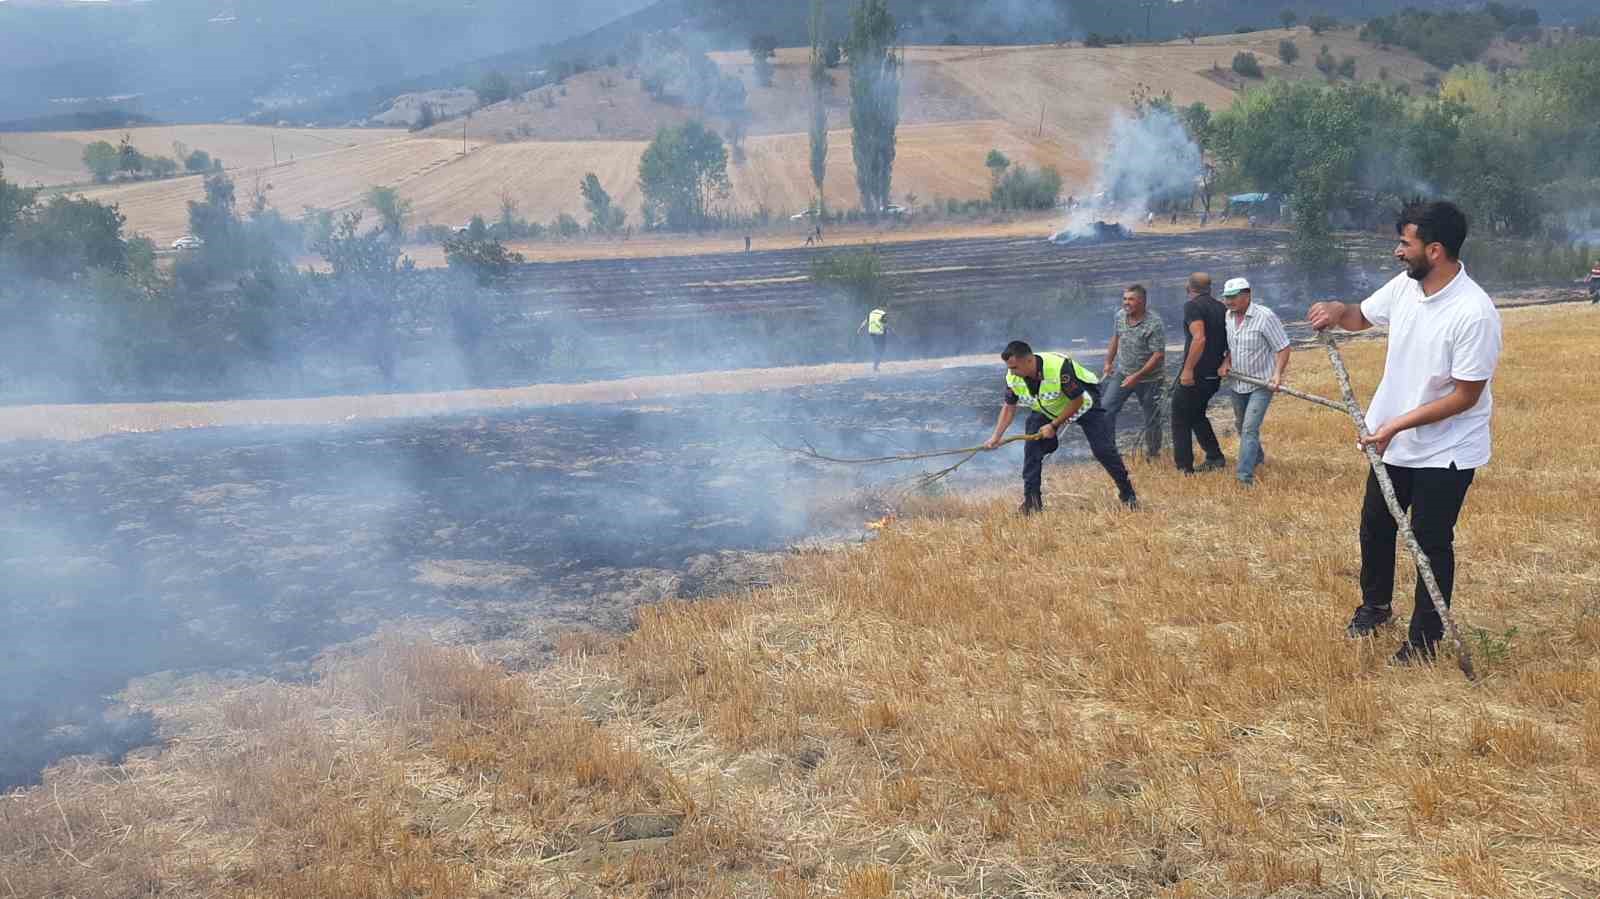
[865,515,896,531]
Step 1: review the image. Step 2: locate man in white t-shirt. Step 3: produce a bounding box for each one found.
[1308,200,1502,666]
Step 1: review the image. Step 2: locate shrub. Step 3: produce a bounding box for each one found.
[1278,39,1300,65]
[991,165,1063,210]
[1232,52,1264,78]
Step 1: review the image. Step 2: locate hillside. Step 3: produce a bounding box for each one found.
[60,31,1448,247]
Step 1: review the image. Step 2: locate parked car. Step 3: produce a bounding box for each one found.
[790,209,820,221]
[171,235,204,250]
[881,204,907,216]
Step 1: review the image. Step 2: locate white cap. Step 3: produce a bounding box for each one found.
[1222,277,1251,297]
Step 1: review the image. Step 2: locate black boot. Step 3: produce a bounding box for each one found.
[1018,493,1043,515]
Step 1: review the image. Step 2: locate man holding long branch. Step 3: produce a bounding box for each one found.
[1307,200,1502,666]
[984,340,1138,514]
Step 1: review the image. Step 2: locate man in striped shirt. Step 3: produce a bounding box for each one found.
[1216,278,1291,485]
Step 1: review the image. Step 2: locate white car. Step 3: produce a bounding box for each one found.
[790,209,820,221]
[171,235,204,250]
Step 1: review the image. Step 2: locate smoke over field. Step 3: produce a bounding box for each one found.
[0,360,1052,791]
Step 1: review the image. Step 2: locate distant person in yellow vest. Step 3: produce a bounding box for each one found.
[857,307,890,372]
[983,340,1138,513]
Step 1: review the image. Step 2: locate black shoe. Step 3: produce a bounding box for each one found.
[1345,604,1393,638]
[1018,495,1043,515]
[1389,640,1438,667]
[1120,494,1139,510]
[1198,457,1227,472]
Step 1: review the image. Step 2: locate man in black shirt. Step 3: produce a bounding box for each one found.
[1171,272,1229,473]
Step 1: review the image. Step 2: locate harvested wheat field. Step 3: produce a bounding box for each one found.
[0,125,397,189]
[73,137,481,246]
[4,303,1597,898]
[33,32,1457,259]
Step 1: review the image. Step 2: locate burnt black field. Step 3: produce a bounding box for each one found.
[0,225,1361,790]
[2,360,1153,791]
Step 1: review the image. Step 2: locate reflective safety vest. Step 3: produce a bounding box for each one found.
[866,309,887,335]
[1006,352,1099,420]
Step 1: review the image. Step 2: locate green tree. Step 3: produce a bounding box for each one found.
[364,185,413,240]
[1213,81,1399,272]
[0,161,40,249]
[7,195,129,281]
[117,133,145,177]
[809,0,830,209]
[985,148,1011,183]
[580,173,625,232]
[848,0,902,214]
[443,233,524,286]
[1232,52,1264,78]
[638,121,731,230]
[476,70,513,106]
[1279,39,1300,66]
[83,141,119,182]
[749,33,778,87]
[1281,9,1298,30]
[411,102,437,132]
[1308,14,1337,35]
[312,210,411,383]
[992,165,1063,210]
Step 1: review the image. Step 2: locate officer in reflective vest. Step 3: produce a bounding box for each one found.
[984,340,1138,513]
[856,307,890,372]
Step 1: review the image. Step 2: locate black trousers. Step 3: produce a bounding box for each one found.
[1358,463,1476,646]
[1023,409,1136,501]
[869,334,887,369]
[1170,378,1224,472]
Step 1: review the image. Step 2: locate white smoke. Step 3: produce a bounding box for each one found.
[1057,108,1201,237]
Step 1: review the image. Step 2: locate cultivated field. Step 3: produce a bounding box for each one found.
[0,125,396,188]
[35,30,1454,254]
[3,304,1596,897]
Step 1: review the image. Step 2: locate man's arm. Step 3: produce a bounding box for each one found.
[984,403,1018,449]
[1128,350,1164,385]
[1308,301,1372,332]
[1042,396,1085,437]
[1103,334,1120,377]
[1181,320,1205,386]
[1360,379,1488,453]
[1269,345,1291,389]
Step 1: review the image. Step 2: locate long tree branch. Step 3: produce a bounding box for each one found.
[1320,332,1476,681]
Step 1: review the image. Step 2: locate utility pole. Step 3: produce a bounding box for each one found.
[462,114,469,156]
[271,135,278,166]
[1037,101,1045,136]
[1142,0,1156,42]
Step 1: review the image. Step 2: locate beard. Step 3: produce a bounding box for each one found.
[1403,255,1432,281]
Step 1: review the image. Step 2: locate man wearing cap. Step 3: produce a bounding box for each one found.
[983,340,1138,513]
[1216,278,1291,486]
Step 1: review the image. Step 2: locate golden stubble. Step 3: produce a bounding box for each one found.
[3,305,1597,897]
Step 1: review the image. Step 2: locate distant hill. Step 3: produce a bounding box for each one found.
[0,0,654,125]
[292,0,1591,126]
